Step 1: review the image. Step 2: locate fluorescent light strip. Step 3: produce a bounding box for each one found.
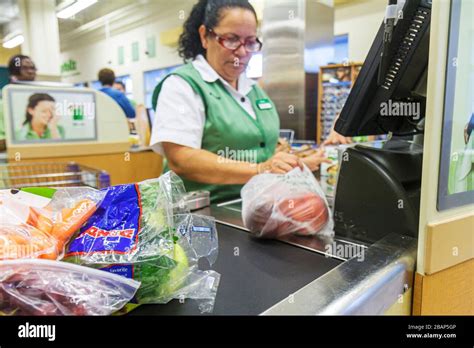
[57,0,98,19]
[2,35,24,49]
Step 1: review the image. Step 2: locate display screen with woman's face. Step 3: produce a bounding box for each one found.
[28,100,56,126]
[7,89,97,144]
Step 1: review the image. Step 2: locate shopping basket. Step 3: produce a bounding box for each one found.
[0,162,110,189]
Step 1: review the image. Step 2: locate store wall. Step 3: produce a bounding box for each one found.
[59,0,385,104]
[0,46,21,66]
[60,6,192,105]
[334,0,386,63]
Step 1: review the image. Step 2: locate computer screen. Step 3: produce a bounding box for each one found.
[7,89,97,144]
[437,0,474,210]
[334,0,431,137]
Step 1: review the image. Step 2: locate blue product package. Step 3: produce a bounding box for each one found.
[67,184,141,258]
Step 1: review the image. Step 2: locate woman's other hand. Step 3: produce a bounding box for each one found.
[258,152,303,174]
[48,106,62,139]
[323,129,352,146]
[301,148,332,172]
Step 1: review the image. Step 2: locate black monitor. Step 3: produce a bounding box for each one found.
[334,0,432,137]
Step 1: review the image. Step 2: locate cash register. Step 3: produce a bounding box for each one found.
[332,0,431,244]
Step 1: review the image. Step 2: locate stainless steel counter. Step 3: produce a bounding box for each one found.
[131,201,416,315]
[196,202,417,315]
[262,233,417,315]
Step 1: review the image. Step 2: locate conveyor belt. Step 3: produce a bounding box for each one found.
[130,223,342,315]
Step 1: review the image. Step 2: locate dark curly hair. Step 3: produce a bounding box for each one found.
[178,0,257,61]
[8,54,34,78]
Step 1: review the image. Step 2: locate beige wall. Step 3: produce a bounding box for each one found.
[0,46,21,66]
[334,0,386,62]
[59,1,194,105]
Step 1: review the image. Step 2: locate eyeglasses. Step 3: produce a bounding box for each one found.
[21,65,37,72]
[207,28,262,53]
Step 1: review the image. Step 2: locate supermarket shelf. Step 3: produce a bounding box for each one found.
[322,81,352,87]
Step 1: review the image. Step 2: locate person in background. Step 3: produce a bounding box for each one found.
[8,54,37,82]
[0,55,38,148]
[16,93,64,141]
[98,68,136,119]
[113,80,137,109]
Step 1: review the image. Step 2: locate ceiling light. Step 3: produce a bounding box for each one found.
[57,0,98,19]
[2,34,24,48]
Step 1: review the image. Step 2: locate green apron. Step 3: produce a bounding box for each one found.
[152,63,280,203]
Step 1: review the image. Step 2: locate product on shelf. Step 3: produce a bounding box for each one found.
[317,63,362,143]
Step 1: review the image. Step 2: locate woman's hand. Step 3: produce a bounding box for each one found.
[301,148,331,172]
[48,108,62,139]
[258,152,303,174]
[323,129,352,146]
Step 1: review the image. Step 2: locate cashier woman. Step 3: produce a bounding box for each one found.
[150,0,333,203]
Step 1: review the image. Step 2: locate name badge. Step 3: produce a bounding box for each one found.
[256,99,273,110]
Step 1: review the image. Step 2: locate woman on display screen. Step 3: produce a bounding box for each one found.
[16,93,65,141]
[150,0,330,203]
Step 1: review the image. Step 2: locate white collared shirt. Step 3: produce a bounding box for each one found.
[150,55,257,156]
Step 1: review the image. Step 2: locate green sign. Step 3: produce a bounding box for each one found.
[132,42,139,62]
[118,46,125,65]
[61,59,77,74]
[146,36,156,58]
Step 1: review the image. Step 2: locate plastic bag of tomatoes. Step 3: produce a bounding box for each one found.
[241,165,334,239]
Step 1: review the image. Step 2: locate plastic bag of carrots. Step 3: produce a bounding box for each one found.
[0,188,105,261]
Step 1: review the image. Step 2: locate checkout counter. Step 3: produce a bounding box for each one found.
[0,84,418,316]
[0,84,162,185]
[138,0,472,316]
[131,156,418,316]
[130,210,416,316]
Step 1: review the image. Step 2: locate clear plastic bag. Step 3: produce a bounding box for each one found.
[241,165,334,239]
[65,175,176,264]
[0,223,57,260]
[0,259,140,316]
[0,188,105,260]
[64,172,220,313]
[171,214,220,313]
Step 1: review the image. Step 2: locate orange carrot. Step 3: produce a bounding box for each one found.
[26,207,53,234]
[0,225,57,260]
[50,199,97,253]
